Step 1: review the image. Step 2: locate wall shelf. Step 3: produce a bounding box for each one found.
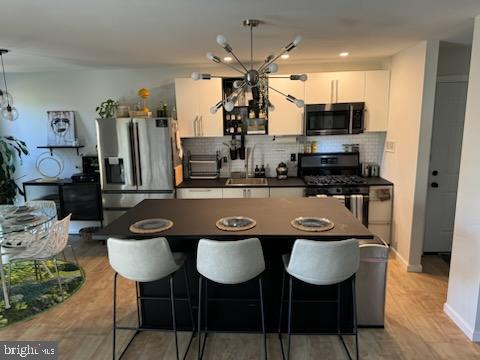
[37,145,84,156]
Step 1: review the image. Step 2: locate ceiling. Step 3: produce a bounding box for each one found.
[1,0,478,72]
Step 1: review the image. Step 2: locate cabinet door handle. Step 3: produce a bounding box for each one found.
[243,189,246,198]
[336,80,339,103]
[193,117,198,137]
[330,80,334,103]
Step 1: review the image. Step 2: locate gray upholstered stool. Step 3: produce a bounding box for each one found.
[196,238,267,359]
[107,237,196,360]
[278,238,360,360]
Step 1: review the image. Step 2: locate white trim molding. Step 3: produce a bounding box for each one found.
[444,302,480,342]
[390,246,423,272]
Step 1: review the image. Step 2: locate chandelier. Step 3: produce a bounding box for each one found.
[0,50,18,121]
[191,19,307,114]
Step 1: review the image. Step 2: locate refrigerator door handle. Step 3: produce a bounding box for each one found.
[128,122,137,186]
[134,122,143,186]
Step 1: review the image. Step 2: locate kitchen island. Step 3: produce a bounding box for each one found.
[97,197,375,333]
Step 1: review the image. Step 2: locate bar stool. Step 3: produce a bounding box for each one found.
[196,238,267,359]
[278,238,360,360]
[107,237,196,360]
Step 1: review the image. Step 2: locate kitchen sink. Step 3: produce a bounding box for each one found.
[225,178,269,186]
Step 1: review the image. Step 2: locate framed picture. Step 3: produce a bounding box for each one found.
[47,110,76,146]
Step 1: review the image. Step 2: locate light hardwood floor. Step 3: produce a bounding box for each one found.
[1,238,479,360]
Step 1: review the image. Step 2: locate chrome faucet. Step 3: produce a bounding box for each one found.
[244,147,250,178]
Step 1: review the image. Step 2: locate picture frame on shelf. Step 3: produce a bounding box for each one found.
[47,110,76,146]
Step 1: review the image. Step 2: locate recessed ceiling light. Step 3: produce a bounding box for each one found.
[339,52,349,57]
[223,56,232,62]
[281,54,290,60]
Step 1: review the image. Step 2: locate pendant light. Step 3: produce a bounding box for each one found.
[0,49,18,121]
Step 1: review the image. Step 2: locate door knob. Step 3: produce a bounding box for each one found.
[431,182,439,188]
[432,170,438,176]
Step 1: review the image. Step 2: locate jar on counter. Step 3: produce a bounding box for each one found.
[304,142,311,153]
[311,141,318,153]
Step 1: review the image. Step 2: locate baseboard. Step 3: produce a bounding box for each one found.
[444,302,480,342]
[389,247,423,272]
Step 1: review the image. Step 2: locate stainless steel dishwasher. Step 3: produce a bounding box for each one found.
[356,237,389,327]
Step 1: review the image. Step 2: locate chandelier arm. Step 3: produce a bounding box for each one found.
[250,23,254,70]
[268,85,289,98]
[258,49,289,72]
[0,53,10,104]
[218,61,245,75]
[227,50,249,72]
[226,83,246,101]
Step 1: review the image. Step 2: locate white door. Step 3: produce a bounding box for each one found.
[364,71,390,132]
[268,77,305,135]
[423,81,468,253]
[305,73,335,104]
[197,78,223,137]
[335,72,366,103]
[175,78,198,137]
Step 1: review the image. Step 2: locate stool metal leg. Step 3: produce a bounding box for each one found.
[112,272,118,360]
[197,275,203,360]
[135,282,142,328]
[170,275,180,360]
[184,265,196,332]
[258,276,267,360]
[352,276,359,360]
[278,270,287,360]
[286,276,293,360]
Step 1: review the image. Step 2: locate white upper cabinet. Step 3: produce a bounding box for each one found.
[268,77,305,135]
[305,72,336,104]
[335,71,366,103]
[364,70,390,132]
[305,71,365,104]
[175,78,223,137]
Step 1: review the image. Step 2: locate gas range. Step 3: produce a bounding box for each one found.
[304,175,369,196]
[304,175,367,186]
[298,152,369,196]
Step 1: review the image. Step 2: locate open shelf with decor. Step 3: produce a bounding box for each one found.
[37,145,84,156]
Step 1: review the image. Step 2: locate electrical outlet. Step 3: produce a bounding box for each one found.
[290,153,296,162]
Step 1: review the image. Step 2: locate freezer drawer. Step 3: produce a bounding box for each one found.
[103,209,127,226]
[103,191,174,208]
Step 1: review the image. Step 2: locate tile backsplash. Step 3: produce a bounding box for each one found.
[182,132,386,178]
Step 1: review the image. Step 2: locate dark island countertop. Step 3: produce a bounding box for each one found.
[176,176,393,188]
[96,197,373,240]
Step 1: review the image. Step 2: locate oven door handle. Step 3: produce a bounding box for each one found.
[349,104,354,134]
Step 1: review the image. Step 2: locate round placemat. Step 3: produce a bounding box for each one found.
[216,216,256,232]
[129,218,174,234]
[290,217,335,232]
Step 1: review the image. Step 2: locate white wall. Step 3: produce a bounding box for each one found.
[381,41,439,271]
[444,16,480,342]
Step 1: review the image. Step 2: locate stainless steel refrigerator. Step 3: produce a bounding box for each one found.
[96,117,180,224]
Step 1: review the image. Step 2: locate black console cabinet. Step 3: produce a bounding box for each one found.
[22,178,103,222]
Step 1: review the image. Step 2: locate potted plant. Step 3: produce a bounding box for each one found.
[96,99,118,119]
[0,136,29,204]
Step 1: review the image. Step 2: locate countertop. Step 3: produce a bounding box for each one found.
[176,176,393,188]
[96,197,373,240]
[176,177,306,188]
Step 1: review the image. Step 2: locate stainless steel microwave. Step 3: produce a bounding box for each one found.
[305,102,365,135]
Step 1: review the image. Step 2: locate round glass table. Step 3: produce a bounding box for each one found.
[0,204,57,237]
[0,204,57,309]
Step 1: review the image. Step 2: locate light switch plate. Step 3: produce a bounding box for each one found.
[385,140,395,153]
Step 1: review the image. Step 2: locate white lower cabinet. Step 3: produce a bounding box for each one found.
[176,188,223,199]
[368,185,393,244]
[222,188,270,198]
[269,187,305,198]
